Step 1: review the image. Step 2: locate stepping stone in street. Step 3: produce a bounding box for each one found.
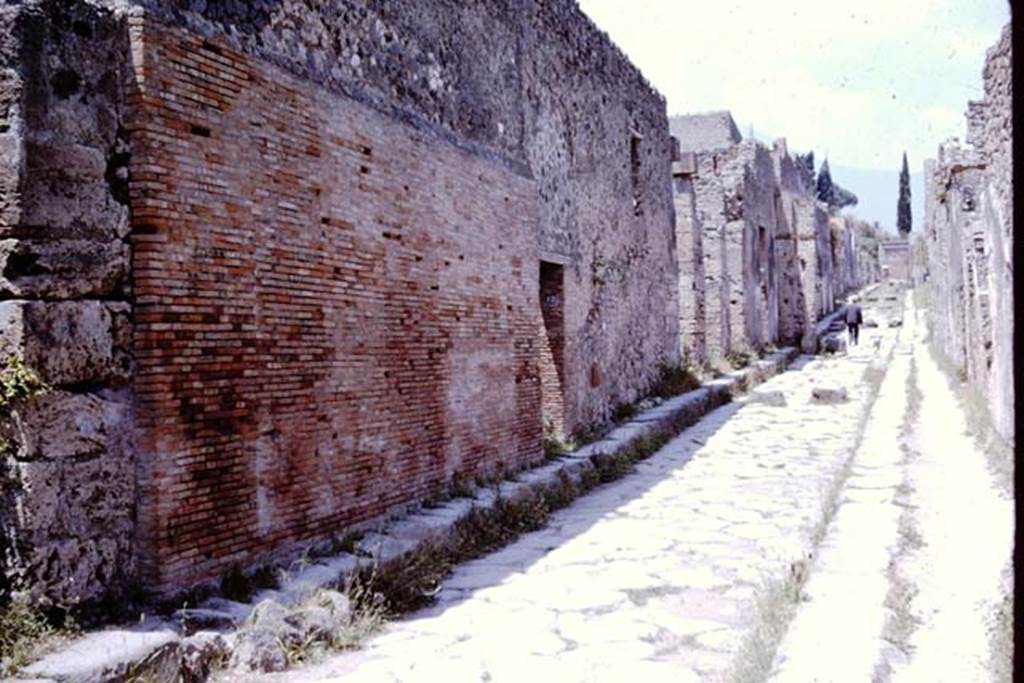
[821,335,846,353]
[748,390,787,407]
[811,386,848,404]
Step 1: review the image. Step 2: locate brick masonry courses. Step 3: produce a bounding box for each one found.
[918,24,1012,442]
[126,16,547,593]
[92,0,680,437]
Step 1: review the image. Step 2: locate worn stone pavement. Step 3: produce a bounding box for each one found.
[249,308,900,682]
[767,290,1013,682]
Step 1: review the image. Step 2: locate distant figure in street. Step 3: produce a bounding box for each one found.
[845,298,863,345]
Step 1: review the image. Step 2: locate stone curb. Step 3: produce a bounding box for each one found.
[15,347,799,682]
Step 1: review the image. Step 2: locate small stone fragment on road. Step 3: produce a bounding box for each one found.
[749,390,787,407]
[811,386,848,404]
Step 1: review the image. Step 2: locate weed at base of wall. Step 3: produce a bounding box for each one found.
[0,596,79,677]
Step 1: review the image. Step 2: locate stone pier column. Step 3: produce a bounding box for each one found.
[0,0,136,606]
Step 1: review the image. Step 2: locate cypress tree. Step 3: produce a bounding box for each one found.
[816,158,834,205]
[897,152,912,236]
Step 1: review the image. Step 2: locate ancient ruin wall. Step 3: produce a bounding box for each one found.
[0,1,135,605]
[669,115,780,360]
[721,141,780,350]
[973,25,1012,441]
[2,0,680,601]
[670,121,872,360]
[920,24,1013,441]
[126,17,545,592]
[770,140,810,346]
[682,151,731,360]
[671,110,741,154]
[671,160,706,364]
[769,140,833,351]
[879,241,911,280]
[99,0,679,436]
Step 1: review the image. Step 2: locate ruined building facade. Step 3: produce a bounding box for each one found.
[0,0,679,604]
[918,25,1013,442]
[0,1,880,607]
[669,113,873,360]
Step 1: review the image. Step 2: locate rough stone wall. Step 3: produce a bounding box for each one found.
[97,0,679,436]
[770,142,834,350]
[829,215,878,298]
[670,114,783,358]
[972,25,1013,441]
[0,1,136,606]
[852,220,882,287]
[812,203,835,317]
[685,151,728,360]
[919,24,1012,441]
[770,140,809,346]
[719,141,779,351]
[671,161,706,364]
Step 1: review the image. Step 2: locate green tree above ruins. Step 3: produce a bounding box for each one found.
[897,151,912,236]
[815,158,859,212]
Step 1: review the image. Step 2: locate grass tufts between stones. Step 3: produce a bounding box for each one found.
[649,362,701,399]
[0,596,78,676]
[220,563,280,603]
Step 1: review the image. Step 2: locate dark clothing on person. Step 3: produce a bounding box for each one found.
[845,303,863,345]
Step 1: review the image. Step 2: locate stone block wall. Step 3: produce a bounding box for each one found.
[0,1,135,606]
[772,144,835,350]
[672,171,705,364]
[719,141,780,351]
[670,110,741,154]
[919,24,1012,442]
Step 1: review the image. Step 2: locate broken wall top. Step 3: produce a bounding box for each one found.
[669,111,742,153]
[86,0,666,171]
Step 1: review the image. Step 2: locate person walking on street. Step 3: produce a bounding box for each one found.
[845,297,863,346]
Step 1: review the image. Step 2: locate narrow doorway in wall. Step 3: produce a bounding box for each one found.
[630,133,643,216]
[539,261,566,439]
[757,225,770,312]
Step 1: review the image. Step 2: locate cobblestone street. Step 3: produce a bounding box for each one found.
[767,292,1013,682]
[234,288,1017,683]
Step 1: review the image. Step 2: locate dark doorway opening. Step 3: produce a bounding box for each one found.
[539,261,566,438]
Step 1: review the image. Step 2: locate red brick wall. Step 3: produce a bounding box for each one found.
[125,17,543,592]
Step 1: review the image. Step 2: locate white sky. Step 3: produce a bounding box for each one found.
[576,0,1010,173]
